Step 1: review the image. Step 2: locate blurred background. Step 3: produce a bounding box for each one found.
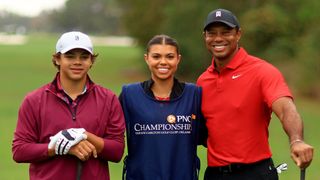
[0,0,319,179]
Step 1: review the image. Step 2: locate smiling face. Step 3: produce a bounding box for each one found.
[144,44,181,82]
[55,48,93,83]
[204,22,241,67]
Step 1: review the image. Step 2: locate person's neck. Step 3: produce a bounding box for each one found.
[214,59,230,72]
[214,48,239,72]
[60,77,87,100]
[151,77,173,98]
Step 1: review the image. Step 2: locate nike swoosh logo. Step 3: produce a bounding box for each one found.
[232,74,241,79]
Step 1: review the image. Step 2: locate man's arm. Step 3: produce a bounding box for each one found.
[96,95,125,163]
[272,97,314,169]
[12,98,50,163]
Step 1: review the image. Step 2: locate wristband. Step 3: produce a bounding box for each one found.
[290,139,304,147]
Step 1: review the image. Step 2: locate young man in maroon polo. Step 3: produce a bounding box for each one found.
[12,31,125,180]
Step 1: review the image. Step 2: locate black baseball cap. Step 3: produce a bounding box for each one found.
[204,9,240,30]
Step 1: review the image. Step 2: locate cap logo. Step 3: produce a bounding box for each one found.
[216,11,221,17]
[75,35,79,41]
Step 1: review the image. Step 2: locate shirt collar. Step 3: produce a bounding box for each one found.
[142,78,185,99]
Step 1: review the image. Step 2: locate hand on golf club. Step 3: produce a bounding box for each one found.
[69,140,98,161]
[290,140,314,169]
[48,128,87,155]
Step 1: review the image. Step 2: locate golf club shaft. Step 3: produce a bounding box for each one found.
[76,160,83,180]
[300,169,305,180]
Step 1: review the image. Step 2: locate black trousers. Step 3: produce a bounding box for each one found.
[204,158,278,180]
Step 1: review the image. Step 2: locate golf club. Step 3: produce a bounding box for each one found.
[76,160,83,180]
[300,168,305,180]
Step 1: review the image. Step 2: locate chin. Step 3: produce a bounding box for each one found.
[152,75,170,81]
[161,75,174,81]
[70,75,86,81]
[213,53,228,60]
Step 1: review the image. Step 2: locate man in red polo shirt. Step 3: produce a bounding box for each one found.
[197,8,313,179]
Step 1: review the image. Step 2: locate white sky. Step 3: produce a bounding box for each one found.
[0,0,67,17]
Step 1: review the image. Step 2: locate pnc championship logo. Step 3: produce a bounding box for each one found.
[134,114,196,135]
[167,114,196,124]
[167,115,176,124]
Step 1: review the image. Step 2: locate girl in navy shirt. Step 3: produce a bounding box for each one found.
[120,34,206,180]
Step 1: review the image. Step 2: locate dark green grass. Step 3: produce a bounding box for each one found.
[0,34,319,180]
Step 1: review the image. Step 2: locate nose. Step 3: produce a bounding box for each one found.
[213,32,224,42]
[73,56,82,64]
[159,57,167,65]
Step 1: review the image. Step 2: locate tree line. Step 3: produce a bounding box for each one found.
[1,0,319,98]
[120,0,320,99]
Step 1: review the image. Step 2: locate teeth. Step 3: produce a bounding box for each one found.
[158,68,169,73]
[214,45,224,49]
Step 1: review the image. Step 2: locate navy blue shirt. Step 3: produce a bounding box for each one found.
[120,79,205,180]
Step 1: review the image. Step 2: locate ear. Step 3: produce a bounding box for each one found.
[144,53,149,64]
[177,54,181,65]
[236,28,242,42]
[52,54,61,65]
[55,58,60,65]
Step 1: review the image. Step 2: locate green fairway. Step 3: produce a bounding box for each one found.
[0,34,319,180]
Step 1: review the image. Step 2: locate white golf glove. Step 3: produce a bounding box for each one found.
[48,131,62,149]
[48,128,87,155]
[276,163,288,174]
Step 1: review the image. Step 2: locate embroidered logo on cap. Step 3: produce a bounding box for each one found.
[216,11,221,17]
[75,35,79,41]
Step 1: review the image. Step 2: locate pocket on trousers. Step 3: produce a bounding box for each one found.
[258,165,279,180]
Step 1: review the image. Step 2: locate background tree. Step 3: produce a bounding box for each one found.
[120,0,320,98]
[1,0,319,98]
[50,0,122,35]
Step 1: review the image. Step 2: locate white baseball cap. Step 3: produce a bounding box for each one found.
[56,31,93,54]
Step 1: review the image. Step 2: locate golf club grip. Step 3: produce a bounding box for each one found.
[300,169,305,180]
[76,160,83,180]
